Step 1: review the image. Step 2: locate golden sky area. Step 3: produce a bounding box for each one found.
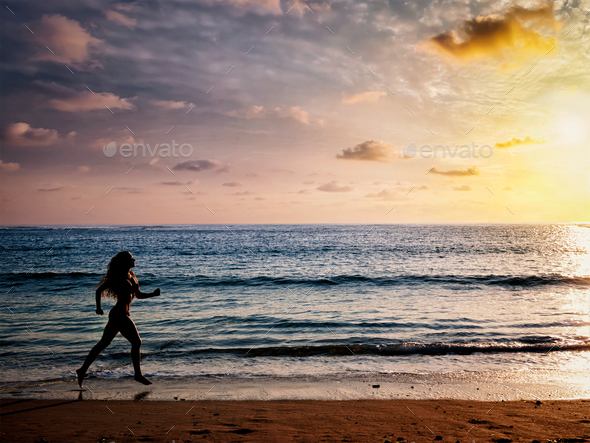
[0,0,589,225]
[419,3,560,67]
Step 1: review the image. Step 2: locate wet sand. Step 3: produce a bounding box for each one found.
[2,398,589,442]
[3,369,590,402]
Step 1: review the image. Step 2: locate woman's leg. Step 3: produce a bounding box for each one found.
[77,319,119,387]
[118,315,151,385]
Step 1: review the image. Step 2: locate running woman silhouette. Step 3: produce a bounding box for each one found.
[77,251,161,387]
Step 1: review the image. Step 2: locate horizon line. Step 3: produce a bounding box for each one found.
[1,221,588,228]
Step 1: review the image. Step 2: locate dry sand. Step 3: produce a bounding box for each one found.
[2,399,589,442]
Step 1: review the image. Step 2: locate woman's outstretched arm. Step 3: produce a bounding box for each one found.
[135,287,161,299]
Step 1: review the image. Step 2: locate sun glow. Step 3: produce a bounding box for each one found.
[556,114,590,145]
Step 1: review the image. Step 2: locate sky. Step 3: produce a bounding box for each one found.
[0,0,589,225]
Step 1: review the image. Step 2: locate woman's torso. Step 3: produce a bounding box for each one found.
[110,273,139,314]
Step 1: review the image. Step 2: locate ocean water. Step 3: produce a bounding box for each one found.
[1,224,589,388]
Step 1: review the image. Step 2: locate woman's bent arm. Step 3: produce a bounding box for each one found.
[135,288,161,299]
[95,283,107,315]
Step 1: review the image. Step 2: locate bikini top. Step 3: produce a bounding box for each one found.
[111,273,139,300]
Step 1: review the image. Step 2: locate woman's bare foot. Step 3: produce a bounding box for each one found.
[76,368,85,388]
[134,374,152,385]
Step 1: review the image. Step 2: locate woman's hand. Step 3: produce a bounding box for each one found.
[153,288,161,297]
[96,307,104,315]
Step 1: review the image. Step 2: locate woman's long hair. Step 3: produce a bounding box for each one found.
[94,251,136,299]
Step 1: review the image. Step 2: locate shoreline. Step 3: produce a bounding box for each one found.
[2,370,590,402]
[2,398,589,442]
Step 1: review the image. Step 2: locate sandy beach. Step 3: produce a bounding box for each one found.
[2,370,589,441]
[2,398,590,442]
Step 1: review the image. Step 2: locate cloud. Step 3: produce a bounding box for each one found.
[36,82,134,112]
[342,90,387,104]
[365,189,398,200]
[3,123,59,146]
[430,166,479,176]
[106,10,137,29]
[503,186,512,191]
[38,186,64,192]
[223,182,242,187]
[337,140,397,162]
[116,187,143,193]
[286,106,309,125]
[494,136,544,149]
[453,185,472,191]
[227,105,265,119]
[78,166,90,173]
[173,159,224,172]
[227,105,310,124]
[419,2,558,66]
[201,0,328,16]
[33,80,77,95]
[113,2,139,12]
[231,190,254,196]
[92,135,136,151]
[417,185,428,190]
[0,160,20,172]
[218,0,282,14]
[49,91,135,112]
[30,14,103,70]
[150,99,194,110]
[317,181,353,193]
[160,181,195,186]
